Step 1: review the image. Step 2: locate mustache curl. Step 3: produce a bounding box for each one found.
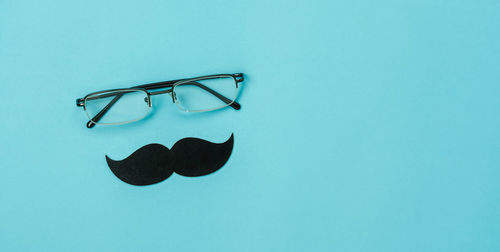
[106,134,234,186]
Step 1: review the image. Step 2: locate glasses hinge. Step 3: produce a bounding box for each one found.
[233,73,244,83]
[76,98,84,107]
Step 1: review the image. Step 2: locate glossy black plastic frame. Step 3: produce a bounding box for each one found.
[76,73,244,128]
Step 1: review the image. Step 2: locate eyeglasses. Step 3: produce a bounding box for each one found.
[76,73,244,128]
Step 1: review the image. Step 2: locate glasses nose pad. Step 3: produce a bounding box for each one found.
[144,97,152,107]
[169,91,178,103]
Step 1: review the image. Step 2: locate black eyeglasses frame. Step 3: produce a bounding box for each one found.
[76,73,244,128]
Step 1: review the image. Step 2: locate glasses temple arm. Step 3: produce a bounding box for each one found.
[86,93,124,128]
[163,81,240,110]
[82,81,178,128]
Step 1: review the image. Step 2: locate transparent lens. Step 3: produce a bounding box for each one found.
[84,89,151,124]
[173,76,238,112]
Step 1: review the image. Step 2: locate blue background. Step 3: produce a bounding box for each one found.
[1,0,499,251]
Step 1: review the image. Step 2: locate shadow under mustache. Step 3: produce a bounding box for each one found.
[106,134,234,186]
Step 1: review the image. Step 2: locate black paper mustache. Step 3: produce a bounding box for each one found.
[105,134,234,186]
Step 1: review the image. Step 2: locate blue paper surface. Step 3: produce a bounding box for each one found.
[1,0,499,251]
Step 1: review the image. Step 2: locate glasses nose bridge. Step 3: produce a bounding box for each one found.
[148,88,177,103]
[148,89,172,95]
